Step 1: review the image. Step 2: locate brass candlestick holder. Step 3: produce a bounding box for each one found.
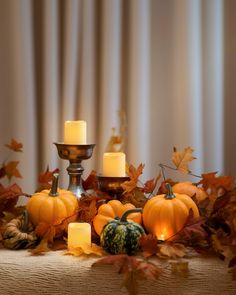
[97,175,130,199]
[54,143,95,199]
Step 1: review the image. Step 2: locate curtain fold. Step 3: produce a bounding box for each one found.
[0,0,235,195]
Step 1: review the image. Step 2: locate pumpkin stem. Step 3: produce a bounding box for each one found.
[21,210,29,233]
[120,208,142,222]
[165,183,176,200]
[49,173,59,196]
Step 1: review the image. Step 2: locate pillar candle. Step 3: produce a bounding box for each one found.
[103,152,126,177]
[64,120,87,144]
[68,222,91,249]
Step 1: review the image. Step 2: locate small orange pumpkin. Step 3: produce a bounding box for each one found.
[143,183,199,240]
[27,174,78,226]
[173,181,208,202]
[93,200,142,236]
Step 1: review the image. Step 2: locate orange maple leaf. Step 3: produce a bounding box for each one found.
[172,147,196,174]
[66,243,104,257]
[121,164,145,194]
[37,166,59,190]
[5,138,23,152]
[4,161,22,180]
[139,234,159,257]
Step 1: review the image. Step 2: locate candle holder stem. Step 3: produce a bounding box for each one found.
[67,161,85,196]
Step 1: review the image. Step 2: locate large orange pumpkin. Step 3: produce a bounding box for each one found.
[143,183,199,240]
[93,200,142,236]
[27,174,78,226]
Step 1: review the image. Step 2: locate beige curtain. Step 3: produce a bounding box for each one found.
[0,0,235,195]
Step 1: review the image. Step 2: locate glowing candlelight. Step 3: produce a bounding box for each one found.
[68,222,91,249]
[159,234,165,241]
[103,152,126,177]
[64,120,87,144]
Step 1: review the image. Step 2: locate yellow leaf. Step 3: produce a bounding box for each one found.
[65,243,105,257]
[158,242,187,258]
[172,147,196,174]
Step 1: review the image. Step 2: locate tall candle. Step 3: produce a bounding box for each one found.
[64,120,87,144]
[103,152,126,177]
[68,222,91,249]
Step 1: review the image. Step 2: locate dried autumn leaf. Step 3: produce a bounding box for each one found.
[5,138,23,152]
[172,147,196,174]
[93,255,161,295]
[78,195,98,223]
[120,188,147,208]
[66,243,104,257]
[139,234,159,257]
[5,161,22,180]
[0,167,6,179]
[141,173,161,194]
[37,166,60,190]
[121,164,145,194]
[82,170,98,191]
[158,242,187,258]
[199,172,235,194]
[29,239,50,256]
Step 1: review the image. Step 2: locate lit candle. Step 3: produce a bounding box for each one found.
[68,222,91,249]
[64,120,87,144]
[103,152,126,177]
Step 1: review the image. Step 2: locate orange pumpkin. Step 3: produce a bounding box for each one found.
[93,200,142,236]
[27,174,78,226]
[173,181,208,202]
[143,183,199,240]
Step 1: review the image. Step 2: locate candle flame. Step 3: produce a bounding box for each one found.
[159,234,165,241]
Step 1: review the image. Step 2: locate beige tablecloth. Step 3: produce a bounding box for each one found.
[0,249,235,295]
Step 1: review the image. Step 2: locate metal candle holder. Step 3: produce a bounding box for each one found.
[97,175,130,199]
[54,143,95,199]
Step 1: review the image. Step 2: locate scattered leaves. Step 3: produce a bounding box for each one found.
[172,147,196,174]
[158,242,187,258]
[4,161,22,180]
[5,138,23,152]
[37,166,60,191]
[139,234,159,257]
[121,164,145,194]
[93,255,161,295]
[66,243,104,257]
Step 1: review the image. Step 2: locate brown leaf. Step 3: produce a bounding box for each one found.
[0,167,6,179]
[5,138,23,152]
[199,172,235,194]
[172,147,196,174]
[78,195,98,223]
[121,164,145,194]
[93,255,161,295]
[5,161,22,180]
[37,166,59,190]
[139,234,159,257]
[66,243,104,257]
[141,173,161,194]
[29,239,50,256]
[158,242,187,258]
[0,184,29,217]
[82,170,98,191]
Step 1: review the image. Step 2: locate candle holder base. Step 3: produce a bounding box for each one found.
[97,175,130,200]
[54,143,95,199]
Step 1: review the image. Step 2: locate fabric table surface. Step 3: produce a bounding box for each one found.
[0,249,235,295]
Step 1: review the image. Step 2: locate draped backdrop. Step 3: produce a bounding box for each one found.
[0,0,235,195]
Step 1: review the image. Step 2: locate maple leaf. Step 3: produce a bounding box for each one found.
[120,188,148,208]
[82,170,98,191]
[199,172,235,194]
[66,243,104,257]
[5,138,23,152]
[139,234,159,257]
[121,164,145,194]
[78,195,98,223]
[141,173,161,194]
[179,209,207,240]
[29,239,50,256]
[93,255,161,295]
[37,166,59,190]
[5,161,22,180]
[0,183,30,218]
[172,147,196,174]
[158,242,187,258]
